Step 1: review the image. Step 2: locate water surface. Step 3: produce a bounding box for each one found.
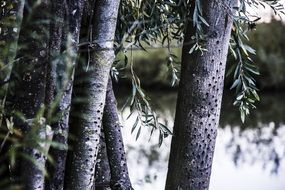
[118,91,285,190]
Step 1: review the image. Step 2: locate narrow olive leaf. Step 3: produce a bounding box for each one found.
[240,110,245,123]
[136,126,142,140]
[230,79,240,90]
[131,117,139,134]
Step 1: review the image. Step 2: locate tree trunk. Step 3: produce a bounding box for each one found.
[165,1,236,189]
[0,0,25,92]
[103,79,132,190]
[94,133,112,190]
[65,1,121,189]
[45,0,86,190]
[44,0,67,190]
[7,0,50,189]
[0,0,25,183]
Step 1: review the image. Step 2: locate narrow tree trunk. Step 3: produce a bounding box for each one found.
[103,79,132,190]
[44,0,66,190]
[165,1,236,189]
[7,0,50,189]
[94,133,112,190]
[65,1,121,189]
[46,0,86,190]
[45,0,65,112]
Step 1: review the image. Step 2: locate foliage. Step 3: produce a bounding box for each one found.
[227,0,284,122]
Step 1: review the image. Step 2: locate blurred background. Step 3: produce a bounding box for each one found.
[114,16,285,190]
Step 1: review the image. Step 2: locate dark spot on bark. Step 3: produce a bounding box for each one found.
[210,31,218,38]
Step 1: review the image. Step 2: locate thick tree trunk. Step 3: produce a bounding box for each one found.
[165,1,236,189]
[103,79,132,190]
[0,0,25,183]
[65,1,121,189]
[7,0,50,189]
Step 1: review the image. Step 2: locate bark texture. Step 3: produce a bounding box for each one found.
[44,0,66,190]
[0,1,24,180]
[165,1,236,190]
[65,0,121,189]
[46,0,86,190]
[7,0,50,189]
[94,133,112,190]
[103,79,132,190]
[0,0,25,84]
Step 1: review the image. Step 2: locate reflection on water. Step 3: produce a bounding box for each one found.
[117,91,285,190]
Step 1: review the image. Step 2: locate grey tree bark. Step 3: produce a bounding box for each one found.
[7,0,50,189]
[103,79,132,190]
[65,0,121,189]
[165,1,236,189]
[0,0,25,183]
[44,0,67,190]
[45,0,86,190]
[0,0,25,88]
[94,133,112,190]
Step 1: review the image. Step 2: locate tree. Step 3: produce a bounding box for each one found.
[6,0,50,189]
[64,0,121,189]
[45,0,86,189]
[1,0,284,190]
[102,79,132,190]
[165,0,237,189]
[165,0,285,189]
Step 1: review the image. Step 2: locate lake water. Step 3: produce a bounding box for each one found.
[118,91,285,190]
